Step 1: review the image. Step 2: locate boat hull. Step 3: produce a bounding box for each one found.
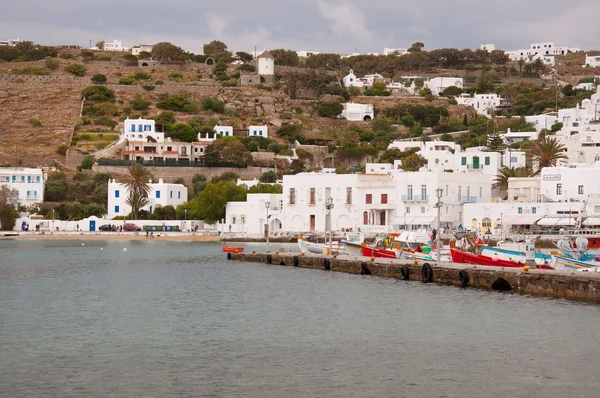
[362,245,397,258]
[222,246,244,253]
[450,248,552,269]
[298,238,346,255]
[341,241,363,257]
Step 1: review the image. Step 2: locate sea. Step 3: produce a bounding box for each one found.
[1,239,599,398]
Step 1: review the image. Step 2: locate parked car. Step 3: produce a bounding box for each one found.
[123,223,141,232]
[99,224,116,231]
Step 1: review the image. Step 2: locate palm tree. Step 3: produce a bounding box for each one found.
[493,167,532,196]
[123,163,152,219]
[530,135,568,175]
[517,59,525,73]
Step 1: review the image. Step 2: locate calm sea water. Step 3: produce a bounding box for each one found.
[1,239,599,398]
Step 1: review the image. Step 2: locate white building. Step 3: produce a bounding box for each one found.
[584,54,600,68]
[0,167,45,206]
[257,51,275,76]
[456,93,503,118]
[480,44,496,51]
[505,41,580,66]
[575,83,595,91]
[131,44,154,56]
[0,38,22,46]
[525,114,559,132]
[559,131,600,165]
[213,125,233,137]
[107,179,188,219]
[341,102,374,121]
[556,91,600,137]
[296,50,321,58]
[103,40,128,52]
[123,118,164,143]
[383,47,408,56]
[343,69,363,88]
[539,165,600,203]
[424,77,463,96]
[503,129,539,145]
[248,125,268,138]
[226,193,284,234]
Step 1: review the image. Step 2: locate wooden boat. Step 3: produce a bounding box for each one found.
[298,237,346,255]
[341,233,365,257]
[222,245,244,253]
[450,248,553,269]
[361,234,399,258]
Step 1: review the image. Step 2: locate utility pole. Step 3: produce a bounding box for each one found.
[89,40,92,49]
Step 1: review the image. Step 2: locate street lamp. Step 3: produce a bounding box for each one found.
[265,201,270,253]
[326,197,334,255]
[435,188,443,265]
[184,209,187,231]
[52,209,55,232]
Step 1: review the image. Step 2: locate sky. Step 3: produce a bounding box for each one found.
[1,0,599,54]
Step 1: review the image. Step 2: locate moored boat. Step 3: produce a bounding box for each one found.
[298,236,346,255]
[449,247,553,269]
[222,245,244,253]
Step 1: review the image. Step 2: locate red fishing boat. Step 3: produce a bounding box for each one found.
[449,248,552,269]
[360,234,398,258]
[222,245,244,253]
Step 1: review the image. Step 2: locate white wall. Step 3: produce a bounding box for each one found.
[540,166,600,203]
[226,193,284,234]
[107,179,188,218]
[0,168,45,205]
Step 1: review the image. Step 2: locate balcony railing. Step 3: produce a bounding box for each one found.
[458,196,478,203]
[466,164,484,170]
[402,195,428,201]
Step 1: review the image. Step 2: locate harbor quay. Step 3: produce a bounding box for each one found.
[227,252,600,304]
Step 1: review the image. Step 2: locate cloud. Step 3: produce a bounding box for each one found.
[206,13,229,39]
[316,0,373,44]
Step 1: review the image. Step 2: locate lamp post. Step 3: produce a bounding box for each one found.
[184,209,187,231]
[52,209,55,232]
[265,201,270,253]
[500,212,503,237]
[435,188,443,265]
[326,197,334,255]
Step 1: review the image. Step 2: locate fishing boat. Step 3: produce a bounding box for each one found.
[361,234,399,258]
[449,247,553,269]
[298,236,347,255]
[550,255,600,271]
[222,245,244,253]
[340,233,365,257]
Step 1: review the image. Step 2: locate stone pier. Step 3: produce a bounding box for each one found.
[227,252,600,304]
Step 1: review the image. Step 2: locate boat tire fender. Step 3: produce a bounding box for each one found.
[400,264,410,280]
[458,270,468,287]
[293,255,299,267]
[421,263,433,283]
[227,252,232,260]
[361,261,371,275]
[266,254,272,264]
[324,258,331,271]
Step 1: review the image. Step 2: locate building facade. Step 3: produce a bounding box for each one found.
[107,179,187,218]
[0,167,45,206]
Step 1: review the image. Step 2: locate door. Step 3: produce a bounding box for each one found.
[472,156,480,169]
[89,220,96,232]
[380,211,386,226]
[310,215,315,232]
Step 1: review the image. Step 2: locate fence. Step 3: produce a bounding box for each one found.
[97,159,248,168]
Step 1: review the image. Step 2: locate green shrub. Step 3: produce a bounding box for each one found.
[95,55,112,61]
[200,97,225,113]
[119,77,136,85]
[93,117,118,128]
[157,94,199,112]
[80,155,94,169]
[45,58,59,70]
[317,101,343,118]
[64,63,86,76]
[28,118,42,127]
[59,53,74,59]
[142,85,155,91]
[11,67,48,75]
[81,85,115,101]
[168,72,183,81]
[133,71,152,80]
[90,74,107,84]
[130,95,151,111]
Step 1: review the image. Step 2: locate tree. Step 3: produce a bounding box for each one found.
[484,132,506,154]
[248,184,283,194]
[203,137,252,166]
[400,153,427,171]
[167,123,197,142]
[364,82,391,96]
[95,41,105,50]
[259,170,277,183]
[200,97,225,113]
[317,101,343,118]
[517,59,525,73]
[408,42,424,52]
[442,85,463,97]
[236,51,253,63]
[91,74,107,84]
[123,163,152,219]
[493,167,532,195]
[138,51,152,60]
[65,63,86,76]
[203,40,229,57]
[530,135,568,175]
[0,186,18,231]
[193,180,246,223]
[211,172,239,184]
[151,42,186,63]
[269,49,300,66]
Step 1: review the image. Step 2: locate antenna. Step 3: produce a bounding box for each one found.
[89,40,92,48]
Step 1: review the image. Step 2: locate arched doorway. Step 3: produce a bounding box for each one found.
[471,218,478,229]
[336,215,352,230]
[291,215,304,231]
[270,218,282,232]
[482,217,492,233]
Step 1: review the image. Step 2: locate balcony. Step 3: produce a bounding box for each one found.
[402,195,428,202]
[466,164,484,170]
[458,196,478,203]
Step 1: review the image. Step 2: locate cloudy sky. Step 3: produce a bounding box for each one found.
[2,0,599,54]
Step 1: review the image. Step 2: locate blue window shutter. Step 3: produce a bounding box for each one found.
[156,191,160,199]
[115,190,120,198]
[115,206,119,213]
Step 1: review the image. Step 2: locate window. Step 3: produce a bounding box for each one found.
[532,207,537,214]
[170,191,173,198]
[458,186,462,198]
[407,184,413,198]
[36,176,40,183]
[578,185,584,194]
[346,187,352,205]
[115,190,120,198]
[406,206,410,214]
[178,191,181,199]
[461,157,467,166]
[445,185,448,196]
[115,205,120,213]
[363,211,368,225]
[309,188,316,205]
[381,194,388,204]
[131,124,135,132]
[421,185,427,198]
[156,191,161,199]
[421,206,425,214]
[289,188,296,204]
[556,183,562,195]
[138,124,143,132]
[485,156,490,166]
[518,207,523,214]
[27,176,32,183]
[479,187,483,198]
[366,194,372,204]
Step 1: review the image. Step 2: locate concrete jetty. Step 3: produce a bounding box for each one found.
[227,252,600,304]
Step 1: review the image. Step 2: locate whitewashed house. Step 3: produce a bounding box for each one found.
[343,69,363,88]
[213,125,233,137]
[0,167,46,206]
[584,54,600,68]
[383,47,408,56]
[525,114,559,132]
[505,41,580,66]
[456,93,503,118]
[131,44,154,56]
[107,179,187,219]
[226,193,284,235]
[257,51,275,76]
[296,50,321,58]
[123,118,164,143]
[341,102,374,121]
[502,128,539,145]
[480,44,496,51]
[424,77,463,96]
[103,40,128,52]
[248,125,268,138]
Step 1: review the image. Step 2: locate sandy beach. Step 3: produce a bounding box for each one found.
[0,232,221,242]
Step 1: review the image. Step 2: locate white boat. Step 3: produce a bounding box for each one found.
[341,233,364,257]
[298,237,347,255]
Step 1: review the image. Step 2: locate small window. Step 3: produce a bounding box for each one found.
[381,194,388,204]
[363,211,368,225]
[578,185,584,194]
[36,176,40,183]
[461,157,467,166]
[406,207,411,214]
[421,206,425,214]
[115,190,120,198]
[178,191,181,199]
[557,183,562,195]
[156,191,161,199]
[170,191,173,198]
[309,188,316,205]
[289,188,296,205]
[532,207,537,214]
[346,187,352,205]
[518,207,523,214]
[366,194,372,204]
[485,156,490,166]
[115,205,120,213]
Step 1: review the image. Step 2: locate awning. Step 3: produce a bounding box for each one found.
[536,217,565,226]
[502,215,543,225]
[406,216,437,226]
[555,218,576,226]
[583,217,600,226]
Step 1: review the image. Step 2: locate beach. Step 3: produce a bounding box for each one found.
[0,232,221,242]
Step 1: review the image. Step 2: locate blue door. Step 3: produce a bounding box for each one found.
[89,220,96,232]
